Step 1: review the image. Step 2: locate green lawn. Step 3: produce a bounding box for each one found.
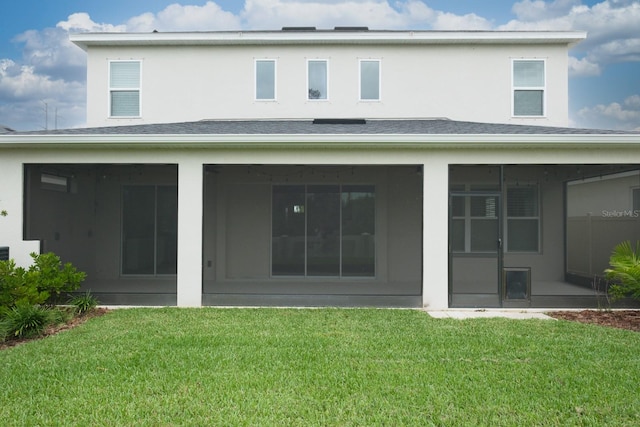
[1,308,639,426]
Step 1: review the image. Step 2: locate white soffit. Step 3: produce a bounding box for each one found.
[70,30,587,50]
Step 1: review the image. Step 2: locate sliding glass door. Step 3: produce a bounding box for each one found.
[122,185,177,275]
[271,184,375,277]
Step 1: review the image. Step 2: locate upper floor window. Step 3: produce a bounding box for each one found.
[360,59,380,101]
[513,59,545,117]
[109,61,141,117]
[307,60,328,100]
[255,59,276,101]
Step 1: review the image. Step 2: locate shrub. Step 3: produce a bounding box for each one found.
[0,252,86,309]
[605,240,640,301]
[69,291,98,315]
[0,259,45,308]
[2,304,54,339]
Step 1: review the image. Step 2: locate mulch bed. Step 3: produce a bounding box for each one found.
[0,307,110,350]
[548,310,640,332]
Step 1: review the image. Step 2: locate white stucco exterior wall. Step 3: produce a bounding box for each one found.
[0,153,41,267]
[81,36,576,128]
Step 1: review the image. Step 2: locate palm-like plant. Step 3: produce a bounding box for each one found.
[605,240,640,301]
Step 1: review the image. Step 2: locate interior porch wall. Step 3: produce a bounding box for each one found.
[502,166,565,283]
[450,165,569,301]
[202,165,422,300]
[24,164,178,300]
[25,165,98,276]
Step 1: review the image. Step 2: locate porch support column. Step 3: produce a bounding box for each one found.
[422,160,449,309]
[177,160,203,307]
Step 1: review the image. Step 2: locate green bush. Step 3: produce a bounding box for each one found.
[69,291,98,315]
[0,252,86,310]
[1,303,54,339]
[0,259,45,308]
[605,240,640,301]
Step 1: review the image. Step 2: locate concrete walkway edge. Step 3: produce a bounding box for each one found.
[426,310,554,320]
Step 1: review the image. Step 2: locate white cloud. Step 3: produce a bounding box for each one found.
[240,0,409,29]
[57,12,126,33]
[126,2,240,32]
[512,0,580,22]
[0,58,85,130]
[428,10,493,31]
[568,56,601,77]
[575,94,640,130]
[237,0,492,30]
[625,94,640,109]
[13,28,86,82]
[501,1,640,69]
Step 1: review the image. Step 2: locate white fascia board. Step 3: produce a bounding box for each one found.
[70,30,587,50]
[1,133,638,150]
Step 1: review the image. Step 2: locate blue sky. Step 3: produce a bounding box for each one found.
[0,0,639,131]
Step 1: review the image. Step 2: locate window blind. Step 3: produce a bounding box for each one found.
[110,62,140,88]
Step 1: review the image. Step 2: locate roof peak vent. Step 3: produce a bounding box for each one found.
[334,26,369,31]
[313,118,367,125]
[282,26,317,31]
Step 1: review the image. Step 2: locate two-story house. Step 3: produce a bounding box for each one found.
[1,28,639,308]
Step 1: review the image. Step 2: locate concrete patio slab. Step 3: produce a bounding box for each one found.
[427,310,554,320]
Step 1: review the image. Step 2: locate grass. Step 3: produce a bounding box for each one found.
[1,308,639,426]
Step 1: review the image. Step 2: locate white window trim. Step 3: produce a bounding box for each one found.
[306,59,329,101]
[255,58,277,102]
[451,193,499,254]
[359,58,381,102]
[511,58,546,118]
[108,59,142,118]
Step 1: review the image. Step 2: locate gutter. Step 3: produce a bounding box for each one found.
[70,30,588,50]
[1,133,639,150]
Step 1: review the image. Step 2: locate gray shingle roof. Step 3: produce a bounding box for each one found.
[14,119,635,136]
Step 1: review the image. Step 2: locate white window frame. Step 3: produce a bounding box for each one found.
[512,58,546,118]
[307,59,329,101]
[451,194,499,254]
[255,59,277,101]
[109,60,142,118]
[359,59,381,102]
[505,184,541,253]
